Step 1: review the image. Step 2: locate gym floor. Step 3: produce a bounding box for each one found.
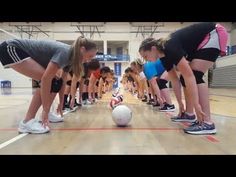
[0,87,235,154]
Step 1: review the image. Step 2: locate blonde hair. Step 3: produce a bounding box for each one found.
[139,37,169,52]
[131,58,144,67]
[136,58,145,66]
[130,58,145,73]
[69,36,96,77]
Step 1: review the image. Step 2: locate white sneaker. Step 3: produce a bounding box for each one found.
[48,112,64,123]
[71,106,78,112]
[86,100,93,105]
[18,119,50,134]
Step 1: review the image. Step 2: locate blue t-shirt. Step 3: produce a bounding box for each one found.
[143,59,165,80]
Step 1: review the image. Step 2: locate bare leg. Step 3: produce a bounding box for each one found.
[24,88,42,122]
[183,87,194,114]
[190,59,214,123]
[160,88,172,104]
[197,83,211,122]
[160,71,172,105]
[11,58,45,81]
[10,58,57,122]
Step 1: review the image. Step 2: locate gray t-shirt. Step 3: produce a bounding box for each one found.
[6,39,71,71]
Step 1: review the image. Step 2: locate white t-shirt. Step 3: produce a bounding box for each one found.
[139,71,146,79]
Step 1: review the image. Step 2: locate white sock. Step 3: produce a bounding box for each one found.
[185,112,194,116]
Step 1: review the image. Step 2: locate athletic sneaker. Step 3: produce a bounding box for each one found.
[146,99,154,105]
[75,102,82,107]
[71,105,78,112]
[141,95,148,102]
[86,99,93,105]
[18,119,50,134]
[48,112,64,123]
[184,122,217,135]
[189,120,200,127]
[159,103,175,112]
[63,103,70,110]
[82,100,87,105]
[38,112,64,123]
[171,112,196,123]
[152,102,160,107]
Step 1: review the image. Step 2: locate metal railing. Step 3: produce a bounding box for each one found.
[95,54,130,61]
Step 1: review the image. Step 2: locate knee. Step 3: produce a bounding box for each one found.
[51,77,63,93]
[157,79,168,90]
[180,70,205,87]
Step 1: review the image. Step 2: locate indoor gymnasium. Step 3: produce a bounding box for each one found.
[0,22,235,154]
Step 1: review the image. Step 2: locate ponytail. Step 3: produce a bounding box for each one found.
[69,36,96,77]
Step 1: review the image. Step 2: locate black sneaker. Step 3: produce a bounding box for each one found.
[142,95,148,102]
[63,103,70,110]
[152,102,160,107]
[159,103,175,112]
[146,99,154,105]
[171,112,196,122]
[75,102,82,107]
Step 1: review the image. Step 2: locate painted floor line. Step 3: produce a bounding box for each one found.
[0,133,28,150]
[0,127,181,131]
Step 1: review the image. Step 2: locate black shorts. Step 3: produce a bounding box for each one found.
[66,80,72,86]
[96,80,99,87]
[147,80,150,87]
[84,79,89,86]
[66,80,80,88]
[76,82,80,88]
[187,48,220,62]
[0,41,30,68]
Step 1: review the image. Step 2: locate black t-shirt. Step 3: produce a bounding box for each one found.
[160,22,216,71]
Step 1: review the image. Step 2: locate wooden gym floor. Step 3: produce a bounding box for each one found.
[0,87,235,154]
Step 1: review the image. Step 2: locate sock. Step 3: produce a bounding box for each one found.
[69,95,72,104]
[185,112,195,116]
[148,93,152,100]
[82,93,86,100]
[63,94,68,108]
[85,92,89,99]
[75,98,80,105]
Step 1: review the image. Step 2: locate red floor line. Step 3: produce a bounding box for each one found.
[0,128,220,142]
[164,111,221,143]
[0,127,181,131]
[205,135,220,143]
[52,127,181,131]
